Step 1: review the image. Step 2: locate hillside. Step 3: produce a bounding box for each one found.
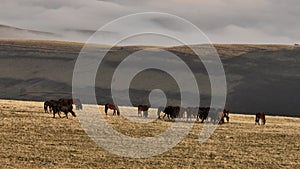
[0,99,299,168]
[0,39,299,116]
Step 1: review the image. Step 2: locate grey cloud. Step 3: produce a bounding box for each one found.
[0,0,299,44]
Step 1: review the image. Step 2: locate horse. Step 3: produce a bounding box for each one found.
[44,100,58,113]
[138,105,150,118]
[197,107,210,123]
[58,98,73,105]
[255,112,266,125]
[186,107,198,121]
[49,100,62,118]
[218,109,230,124]
[162,106,180,120]
[73,98,83,110]
[44,100,52,113]
[58,98,83,110]
[210,108,229,124]
[105,103,120,116]
[58,101,76,119]
[50,100,76,119]
[178,107,186,119]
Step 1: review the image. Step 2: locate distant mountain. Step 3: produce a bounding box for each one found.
[0,24,61,39]
[0,39,299,117]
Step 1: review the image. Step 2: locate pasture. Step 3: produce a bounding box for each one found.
[0,99,299,168]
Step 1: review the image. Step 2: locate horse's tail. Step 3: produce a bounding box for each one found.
[262,113,266,124]
[44,101,48,113]
[116,106,120,116]
[105,104,108,115]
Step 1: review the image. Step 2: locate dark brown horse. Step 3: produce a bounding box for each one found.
[58,98,83,110]
[58,101,76,119]
[255,112,266,125]
[197,107,210,123]
[158,106,180,120]
[49,100,62,118]
[138,105,150,117]
[105,103,120,116]
[44,100,52,113]
[50,100,76,119]
[219,109,230,124]
[44,100,59,113]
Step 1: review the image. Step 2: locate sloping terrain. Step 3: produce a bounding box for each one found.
[0,39,299,116]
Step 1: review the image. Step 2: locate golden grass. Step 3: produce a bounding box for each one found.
[0,99,299,168]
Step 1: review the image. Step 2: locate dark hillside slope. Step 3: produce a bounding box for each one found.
[0,40,299,117]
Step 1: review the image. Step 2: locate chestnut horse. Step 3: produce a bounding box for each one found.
[210,108,230,124]
[138,105,150,117]
[255,112,266,125]
[105,103,120,116]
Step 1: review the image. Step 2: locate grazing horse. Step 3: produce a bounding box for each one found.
[161,106,180,120]
[255,112,266,125]
[218,109,230,124]
[44,100,52,113]
[138,105,150,118]
[58,101,76,119]
[186,107,198,121]
[178,107,186,119]
[58,98,73,105]
[49,100,62,118]
[210,108,229,124]
[73,98,83,110]
[197,107,210,123]
[50,100,76,119]
[58,98,83,110]
[105,103,120,116]
[44,100,58,113]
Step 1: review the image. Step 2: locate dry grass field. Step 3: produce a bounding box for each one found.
[0,99,299,168]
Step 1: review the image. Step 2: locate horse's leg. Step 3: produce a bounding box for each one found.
[157,110,161,119]
[163,113,166,120]
[113,109,116,116]
[44,105,47,113]
[70,110,76,117]
[138,110,141,117]
[65,111,68,119]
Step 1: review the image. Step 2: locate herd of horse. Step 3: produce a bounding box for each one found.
[43,100,266,125]
[43,98,82,119]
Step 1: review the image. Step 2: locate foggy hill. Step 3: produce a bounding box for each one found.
[0,24,61,40]
[0,39,299,117]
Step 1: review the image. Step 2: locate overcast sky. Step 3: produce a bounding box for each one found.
[0,0,299,45]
